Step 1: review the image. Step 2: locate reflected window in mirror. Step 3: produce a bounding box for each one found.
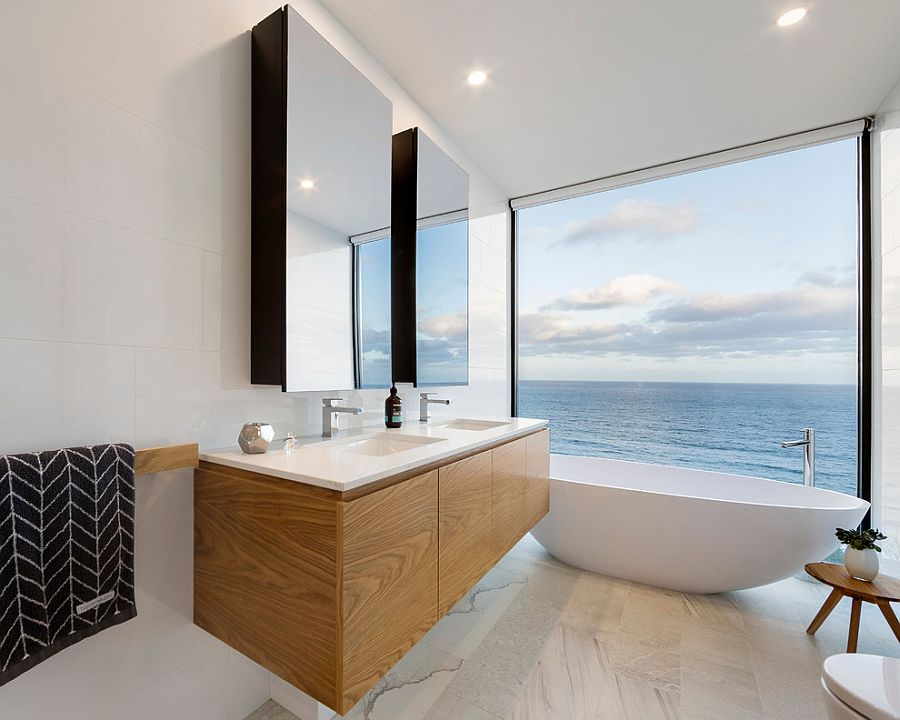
[355,236,392,389]
[416,215,468,386]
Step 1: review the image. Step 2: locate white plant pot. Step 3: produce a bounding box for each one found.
[845,547,879,582]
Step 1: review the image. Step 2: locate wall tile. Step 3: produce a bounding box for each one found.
[0,339,135,455]
[0,196,66,341]
[885,306,900,371]
[105,232,204,350]
[203,252,223,351]
[884,185,899,255]
[0,55,67,209]
[884,127,900,198]
[883,246,900,314]
[60,342,136,447]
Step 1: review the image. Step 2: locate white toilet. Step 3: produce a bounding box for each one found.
[822,654,900,719]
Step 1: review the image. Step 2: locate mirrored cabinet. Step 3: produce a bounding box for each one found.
[251,6,392,392]
[251,8,469,393]
[389,128,470,387]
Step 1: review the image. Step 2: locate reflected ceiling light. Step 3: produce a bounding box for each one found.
[776,7,807,27]
[299,178,315,190]
[467,69,487,86]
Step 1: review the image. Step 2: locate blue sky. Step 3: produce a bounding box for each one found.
[517,139,859,384]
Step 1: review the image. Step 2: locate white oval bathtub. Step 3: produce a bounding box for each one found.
[530,455,870,594]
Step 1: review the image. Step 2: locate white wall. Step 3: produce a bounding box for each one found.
[0,1,509,718]
[875,76,900,557]
[285,211,354,393]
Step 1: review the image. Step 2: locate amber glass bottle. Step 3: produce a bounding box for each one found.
[384,385,402,428]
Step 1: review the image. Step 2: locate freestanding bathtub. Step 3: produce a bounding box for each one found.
[530,454,870,594]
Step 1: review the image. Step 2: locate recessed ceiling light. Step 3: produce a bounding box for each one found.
[467,70,487,86]
[777,7,807,27]
[299,178,315,190]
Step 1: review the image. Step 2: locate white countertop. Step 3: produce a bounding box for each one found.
[201,417,548,492]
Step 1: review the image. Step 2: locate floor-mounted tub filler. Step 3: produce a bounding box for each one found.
[531,455,870,594]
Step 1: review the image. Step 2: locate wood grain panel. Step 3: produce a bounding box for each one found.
[491,437,527,564]
[438,451,493,615]
[340,470,438,712]
[525,430,550,529]
[194,467,340,708]
[135,443,198,474]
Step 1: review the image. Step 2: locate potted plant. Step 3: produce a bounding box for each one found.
[835,527,887,582]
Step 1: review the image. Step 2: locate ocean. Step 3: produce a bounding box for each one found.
[517,380,858,496]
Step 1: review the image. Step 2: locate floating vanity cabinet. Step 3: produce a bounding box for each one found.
[491,437,529,561]
[194,426,549,714]
[437,451,493,615]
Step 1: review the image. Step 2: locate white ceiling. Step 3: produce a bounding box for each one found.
[319,0,900,199]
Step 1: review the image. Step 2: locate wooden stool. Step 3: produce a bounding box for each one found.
[805,562,900,652]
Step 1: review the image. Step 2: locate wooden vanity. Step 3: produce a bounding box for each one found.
[194,426,549,714]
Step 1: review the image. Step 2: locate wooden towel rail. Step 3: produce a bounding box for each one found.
[135,443,199,475]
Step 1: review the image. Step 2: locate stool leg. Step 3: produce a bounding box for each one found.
[848,598,862,653]
[807,588,843,635]
[877,602,900,643]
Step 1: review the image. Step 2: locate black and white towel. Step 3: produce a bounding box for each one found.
[0,443,137,685]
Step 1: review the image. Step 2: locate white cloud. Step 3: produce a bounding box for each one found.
[418,311,467,341]
[650,284,854,324]
[540,274,682,311]
[519,273,856,360]
[562,199,699,245]
[362,349,389,362]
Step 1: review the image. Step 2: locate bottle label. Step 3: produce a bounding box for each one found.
[385,414,402,423]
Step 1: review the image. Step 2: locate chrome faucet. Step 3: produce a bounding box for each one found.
[419,393,450,422]
[780,428,815,487]
[322,397,363,437]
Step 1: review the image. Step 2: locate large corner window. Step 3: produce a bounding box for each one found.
[514,129,868,497]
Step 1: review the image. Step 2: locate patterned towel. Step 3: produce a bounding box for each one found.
[0,444,137,685]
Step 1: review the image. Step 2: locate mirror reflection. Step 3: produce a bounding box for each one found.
[382,129,469,387]
[284,8,391,392]
[355,235,392,389]
[415,131,469,386]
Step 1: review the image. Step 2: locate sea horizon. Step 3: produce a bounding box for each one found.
[519,378,855,387]
[517,379,859,497]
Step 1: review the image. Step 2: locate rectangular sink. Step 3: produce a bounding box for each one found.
[337,433,447,457]
[439,419,509,432]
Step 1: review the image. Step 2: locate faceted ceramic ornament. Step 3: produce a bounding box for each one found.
[239,422,275,454]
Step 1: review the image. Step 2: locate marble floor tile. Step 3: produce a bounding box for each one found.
[681,622,764,720]
[601,631,680,694]
[423,694,503,720]
[422,565,526,660]
[509,626,680,720]
[241,540,900,720]
[558,571,630,634]
[683,593,745,637]
[340,643,463,720]
[244,700,300,720]
[438,590,574,719]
